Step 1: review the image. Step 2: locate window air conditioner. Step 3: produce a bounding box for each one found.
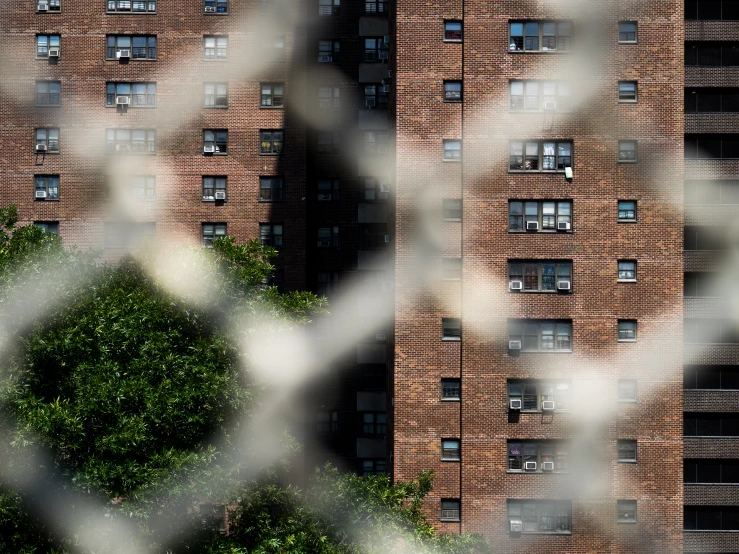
[557,221,571,231]
[380,183,390,193]
[35,144,47,152]
[509,280,523,291]
[384,234,390,243]
[318,55,333,63]
[508,340,522,350]
[365,97,376,108]
[510,520,523,534]
[383,35,391,44]
[509,399,522,410]
[375,333,386,341]
[205,5,216,11]
[117,49,130,59]
[214,191,226,200]
[526,220,539,231]
[564,166,573,179]
[381,85,390,93]
[557,280,571,291]
[48,49,59,58]
[116,96,130,105]
[524,461,537,471]
[543,100,557,111]
[37,3,49,10]
[35,190,47,199]
[203,145,216,154]
[542,461,555,471]
[378,51,389,60]
[318,193,332,201]
[541,400,555,411]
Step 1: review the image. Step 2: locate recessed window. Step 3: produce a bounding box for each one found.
[618,320,637,342]
[508,441,569,472]
[318,0,340,16]
[318,132,340,154]
[106,35,157,60]
[685,88,739,113]
[204,36,228,60]
[202,176,227,201]
[317,271,340,296]
[35,128,59,153]
[317,226,339,248]
[685,42,739,66]
[508,261,572,293]
[259,223,283,247]
[204,83,228,107]
[199,503,226,533]
[509,140,572,171]
[35,221,59,235]
[106,129,156,154]
[36,81,61,106]
[510,80,571,112]
[441,378,461,401]
[508,320,572,352]
[441,257,462,280]
[444,20,463,41]
[685,319,739,344]
[617,260,637,281]
[442,199,462,221]
[444,80,462,102]
[618,200,636,222]
[618,81,637,102]
[363,37,389,62]
[203,130,228,155]
[202,223,226,248]
[618,22,637,43]
[443,139,462,161]
[618,140,637,162]
[260,130,284,155]
[318,40,340,62]
[106,82,156,107]
[507,379,571,411]
[260,177,284,201]
[441,439,461,461]
[617,500,637,523]
[318,179,340,200]
[441,499,460,522]
[508,201,572,232]
[617,440,637,462]
[107,0,156,13]
[34,175,59,200]
[260,83,284,107]
[442,318,461,341]
[685,135,739,159]
[507,500,571,534]
[204,0,227,13]
[363,178,388,201]
[618,379,637,402]
[36,35,60,58]
[509,21,572,52]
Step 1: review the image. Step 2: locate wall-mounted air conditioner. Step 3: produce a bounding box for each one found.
[508,340,522,350]
[509,280,523,291]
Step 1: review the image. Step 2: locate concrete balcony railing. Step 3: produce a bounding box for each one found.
[685,437,739,458]
[685,531,739,553]
[685,113,739,134]
[685,389,739,412]
[686,66,739,88]
[685,484,739,505]
[686,20,739,41]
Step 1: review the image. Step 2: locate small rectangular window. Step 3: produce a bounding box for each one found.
[202,176,227,201]
[36,35,61,58]
[204,35,228,60]
[363,37,389,62]
[508,380,571,412]
[203,130,228,155]
[106,35,157,60]
[618,260,637,281]
[441,257,462,280]
[618,140,637,162]
[441,439,461,460]
[318,86,340,109]
[442,318,461,341]
[34,221,59,235]
[618,22,637,43]
[443,139,462,161]
[38,0,62,11]
[508,200,572,232]
[508,320,572,352]
[508,441,569,472]
[508,260,572,293]
[259,223,284,247]
[618,379,637,402]
[106,129,156,154]
[318,179,340,200]
[509,140,572,171]
[361,459,386,476]
[618,200,636,221]
[441,378,461,400]
[617,440,637,462]
[260,130,284,154]
[618,81,637,102]
[442,199,462,221]
[444,80,462,102]
[316,411,339,433]
[317,226,339,248]
[129,175,156,201]
[260,83,284,107]
[364,0,386,14]
[444,20,463,41]
[318,0,340,16]
[441,499,460,522]
[204,83,228,107]
[509,21,572,52]
[107,0,156,12]
[34,175,59,200]
[507,500,571,534]
[617,500,637,523]
[36,81,61,106]
[259,177,284,201]
[204,0,227,13]
[318,40,340,62]
[618,320,637,342]
[35,128,59,152]
[106,82,156,107]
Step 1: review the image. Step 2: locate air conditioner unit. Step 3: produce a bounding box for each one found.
[509,399,522,410]
[510,520,523,534]
[35,190,47,199]
[541,400,555,411]
[318,55,333,63]
[116,96,130,105]
[37,3,49,10]
[384,234,390,243]
[524,461,537,471]
[48,49,59,58]
[383,35,391,44]
[318,193,332,201]
[117,49,130,59]
[564,166,573,179]
[378,51,389,60]
[380,183,390,193]
[204,5,216,11]
[543,100,557,111]
[381,85,390,93]
[214,191,226,200]
[375,333,386,341]
[35,144,47,152]
[557,280,571,291]
[508,340,522,350]
[526,221,539,230]
[203,145,216,154]
[557,221,571,231]
[542,461,555,471]
[509,280,523,291]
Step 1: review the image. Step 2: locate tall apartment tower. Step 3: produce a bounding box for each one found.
[392,1,685,550]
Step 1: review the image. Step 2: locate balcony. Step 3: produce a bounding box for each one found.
[685,343,739,366]
[684,297,731,318]
[685,437,739,457]
[685,389,739,412]
[685,530,739,553]
[686,112,739,133]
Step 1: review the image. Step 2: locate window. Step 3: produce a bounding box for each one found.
[364,132,390,154]
[260,130,284,154]
[203,130,227,155]
[38,0,61,11]
[106,129,156,153]
[317,271,339,296]
[618,320,637,342]
[35,128,59,152]
[442,318,461,341]
[204,83,228,107]
[507,380,571,411]
[204,36,228,60]
[259,177,283,201]
[316,411,338,433]
[685,319,739,344]
[317,132,340,154]
[509,141,572,171]
[318,0,340,16]
[202,176,227,201]
[686,88,739,113]
[36,81,60,106]
[364,84,388,108]
[442,257,462,280]
[199,504,226,534]
[35,222,59,235]
[365,0,387,14]
[106,35,157,60]
[36,35,60,58]
[685,135,739,159]
[684,366,739,390]
[684,226,724,251]
[441,439,460,461]
[684,272,723,298]
[364,38,389,62]
[130,176,156,200]
[508,441,569,472]
[363,178,389,201]
[508,261,572,292]
[362,412,387,436]
[318,86,340,109]
[687,0,739,20]
[618,200,636,221]
[443,139,461,161]
[617,261,636,281]
[617,501,637,523]
[618,81,637,102]
[106,83,156,107]
[618,379,637,402]
[509,81,571,111]
[318,40,340,62]
[204,0,227,13]
[618,141,637,162]
[318,179,339,200]
[617,440,637,462]
[441,378,461,400]
[685,42,739,66]
[34,175,59,200]
[685,460,739,483]
[260,83,284,107]
[269,35,286,61]
[508,320,572,352]
[444,21,463,41]
[361,460,386,476]
[685,413,739,436]
[104,222,155,249]
[508,201,572,232]
[442,199,462,221]
[618,21,637,43]
[441,500,460,522]
[107,0,156,12]
[444,80,462,102]
[509,21,572,52]
[202,223,226,247]
[685,507,739,531]
[508,500,571,534]
[259,223,283,247]
[317,226,339,248]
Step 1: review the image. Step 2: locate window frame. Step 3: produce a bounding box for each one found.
[508,200,573,232]
[507,500,572,535]
[509,80,572,112]
[204,82,228,108]
[36,34,61,58]
[617,500,637,524]
[441,378,461,401]
[36,81,61,107]
[507,440,569,473]
[617,260,637,282]
[507,320,573,353]
[618,140,638,163]
[260,130,284,155]
[617,320,638,342]
[35,128,60,153]
[260,82,284,108]
[443,139,462,161]
[34,221,60,235]
[507,379,571,413]
[508,140,572,172]
[444,20,463,42]
[441,439,461,461]
[204,35,228,60]
[363,37,389,63]
[316,410,339,434]
[361,459,387,476]
[103,221,155,249]
[259,176,284,202]
[129,175,156,201]
[508,21,573,53]
[106,0,156,13]
[37,0,62,12]
[259,223,284,248]
[617,440,637,463]
[105,128,156,154]
[440,499,461,522]
[442,318,462,342]
[106,82,157,108]
[204,0,228,14]
[318,0,340,16]
[34,175,60,200]
[317,226,340,248]
[105,35,157,60]
[618,21,638,44]
[617,200,637,222]
[618,379,637,402]
[318,178,340,201]
[444,80,462,102]
[441,257,462,281]
[318,40,340,62]
[364,0,387,14]
[202,176,227,202]
[508,260,572,293]
[202,223,227,248]
[618,81,637,103]
[361,412,387,437]
[203,129,228,155]
[363,83,389,109]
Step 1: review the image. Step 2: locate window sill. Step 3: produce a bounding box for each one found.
[106,11,157,14]
[204,59,230,62]
[441,458,461,462]
[203,153,228,156]
[35,105,61,108]
[617,521,638,524]
[37,151,60,154]
[507,470,569,474]
[508,49,572,55]
[512,350,573,354]
[442,337,461,342]
[204,105,229,109]
[35,198,60,201]
[509,109,574,115]
[106,106,157,109]
[618,41,638,45]
[618,339,637,343]
[508,170,567,174]
[38,10,62,13]
[36,56,60,60]
[516,531,572,535]
[260,105,285,109]
[440,518,461,523]
[617,219,637,223]
[443,39,463,44]
[617,279,637,283]
[441,398,460,402]
[202,198,227,202]
[442,159,462,163]
[618,160,638,164]
[441,277,462,282]
[258,199,285,203]
[443,218,462,222]
[105,58,157,62]
[618,100,638,104]
[444,100,463,104]
[260,153,282,156]
[519,409,570,414]
[617,460,637,464]
[203,12,229,15]
[508,230,573,234]
[509,290,571,294]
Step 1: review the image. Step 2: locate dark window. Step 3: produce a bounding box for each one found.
[508,200,572,231]
[318,179,340,200]
[618,260,636,281]
[203,130,227,154]
[618,320,637,342]
[130,175,155,200]
[509,140,572,171]
[684,272,724,297]
[202,176,226,201]
[364,0,387,13]
[317,226,339,248]
[685,507,739,530]
[202,223,226,247]
[106,35,157,60]
[685,135,739,159]
[316,271,339,296]
[509,21,572,52]
[35,128,59,152]
[36,81,61,106]
[684,366,739,389]
[508,441,568,472]
[684,226,724,251]
[618,379,637,402]
[441,439,461,460]
[685,42,739,66]
[618,140,637,162]
[441,499,460,522]
[685,460,739,483]
[107,0,156,12]
[204,83,227,107]
[617,440,637,462]
[106,82,156,107]
[204,0,227,13]
[363,178,389,201]
[36,35,60,58]
[687,0,739,20]
[318,40,340,62]
[260,130,284,154]
[617,500,637,523]
[364,84,389,108]
[442,257,462,280]
[685,318,739,344]
[34,221,59,235]
[444,20,463,41]
[204,36,228,59]
[363,37,389,62]
[508,320,572,352]
[106,129,156,153]
[361,412,387,436]
[442,318,461,341]
[442,199,462,221]
[686,88,739,113]
[684,413,739,436]
[509,81,571,111]
[441,378,461,400]
[508,500,572,534]
[443,139,462,161]
[508,261,572,292]
[444,80,462,102]
[618,21,637,43]
[259,177,284,201]
[260,83,284,107]
[618,81,637,102]
[318,0,340,16]
[361,459,386,476]
[316,411,338,433]
[34,175,59,200]
[618,200,636,221]
[199,504,226,533]
[318,132,340,154]
[508,380,571,411]
[259,223,283,247]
